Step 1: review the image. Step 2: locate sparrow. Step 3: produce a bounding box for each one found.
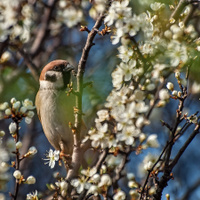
[35,60,81,156]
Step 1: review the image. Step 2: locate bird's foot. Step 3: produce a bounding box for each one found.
[59,151,72,170]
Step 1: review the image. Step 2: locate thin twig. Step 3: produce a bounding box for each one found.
[30,0,58,58]
[169,0,188,23]
[170,122,200,169]
[13,121,20,200]
[18,48,40,81]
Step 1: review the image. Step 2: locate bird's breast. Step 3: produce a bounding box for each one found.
[37,89,74,151]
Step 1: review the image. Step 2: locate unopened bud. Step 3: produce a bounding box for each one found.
[13,170,21,179]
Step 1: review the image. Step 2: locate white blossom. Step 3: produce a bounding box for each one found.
[71,178,90,194]
[81,167,97,177]
[55,180,68,197]
[26,190,38,200]
[23,99,35,110]
[119,60,137,81]
[167,40,188,67]
[111,67,124,89]
[139,153,158,176]
[87,185,98,196]
[104,0,131,26]
[117,125,140,145]
[159,89,170,100]
[60,7,83,28]
[44,149,60,168]
[106,154,123,168]
[95,109,109,123]
[146,134,159,148]
[118,45,133,63]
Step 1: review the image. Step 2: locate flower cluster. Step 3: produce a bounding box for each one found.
[0,0,34,43]
[13,170,36,184]
[71,167,114,197]
[89,0,107,19]
[0,98,35,125]
[0,98,37,198]
[86,0,200,155]
[104,0,198,93]
[57,1,84,28]
[87,86,150,151]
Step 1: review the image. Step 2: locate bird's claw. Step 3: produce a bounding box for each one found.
[59,151,72,169]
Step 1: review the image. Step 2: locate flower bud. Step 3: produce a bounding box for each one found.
[60,181,68,190]
[5,108,12,115]
[0,162,9,173]
[13,170,21,179]
[166,194,170,200]
[98,174,112,187]
[175,71,180,79]
[27,176,36,184]
[91,174,100,183]
[159,89,170,100]
[166,82,174,91]
[10,98,17,104]
[172,90,178,97]
[20,106,27,114]
[25,117,32,124]
[13,101,21,110]
[0,102,9,110]
[16,141,23,149]
[164,30,172,39]
[0,130,5,137]
[9,122,17,134]
[27,111,34,118]
[28,146,37,155]
[139,133,146,143]
[178,91,182,97]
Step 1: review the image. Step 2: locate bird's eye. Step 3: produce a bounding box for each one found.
[53,65,61,71]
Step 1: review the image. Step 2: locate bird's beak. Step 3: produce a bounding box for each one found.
[64,63,74,72]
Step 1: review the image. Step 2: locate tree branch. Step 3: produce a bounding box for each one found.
[66,13,106,181]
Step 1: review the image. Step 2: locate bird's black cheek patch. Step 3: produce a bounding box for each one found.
[63,72,71,87]
[45,73,57,82]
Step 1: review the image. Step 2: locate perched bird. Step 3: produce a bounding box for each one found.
[35,60,82,156]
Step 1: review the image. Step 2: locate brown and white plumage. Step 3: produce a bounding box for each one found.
[35,60,80,155]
